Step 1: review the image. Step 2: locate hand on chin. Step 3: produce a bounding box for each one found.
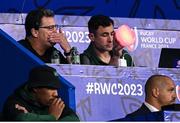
[48,41,56,47]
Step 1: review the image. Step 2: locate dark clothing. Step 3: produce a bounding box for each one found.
[3,84,80,121]
[18,39,68,64]
[112,103,164,121]
[80,43,134,66]
[125,103,151,118]
[162,104,180,111]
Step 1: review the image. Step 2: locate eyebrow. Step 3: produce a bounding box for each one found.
[101,31,114,34]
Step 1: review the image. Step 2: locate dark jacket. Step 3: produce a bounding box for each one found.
[3,84,80,121]
[19,39,68,64]
[80,42,134,66]
[125,103,151,118]
[112,103,164,121]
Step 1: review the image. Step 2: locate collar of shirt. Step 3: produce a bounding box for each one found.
[144,102,159,112]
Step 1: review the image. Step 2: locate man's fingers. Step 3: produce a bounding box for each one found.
[15,104,28,113]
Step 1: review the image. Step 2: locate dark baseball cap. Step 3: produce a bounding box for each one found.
[27,65,61,89]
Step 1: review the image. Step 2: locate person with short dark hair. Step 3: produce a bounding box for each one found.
[19,8,72,64]
[3,65,80,121]
[80,15,133,66]
[126,74,176,118]
[112,75,177,121]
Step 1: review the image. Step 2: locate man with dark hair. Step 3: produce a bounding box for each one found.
[19,8,72,63]
[125,74,176,118]
[3,65,80,121]
[80,15,133,66]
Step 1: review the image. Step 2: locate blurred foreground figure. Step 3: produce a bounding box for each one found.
[3,65,80,121]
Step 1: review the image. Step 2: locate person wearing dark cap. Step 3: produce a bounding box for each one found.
[2,65,80,121]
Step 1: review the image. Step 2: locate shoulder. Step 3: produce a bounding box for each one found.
[18,39,27,44]
[80,53,91,65]
[82,43,95,57]
[3,84,28,110]
[18,39,30,48]
[80,44,95,64]
[3,85,33,120]
[126,103,150,118]
[3,94,23,120]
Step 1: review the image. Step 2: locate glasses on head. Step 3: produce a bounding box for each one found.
[39,24,61,31]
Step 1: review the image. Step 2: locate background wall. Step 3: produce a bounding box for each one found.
[0,0,180,121]
[0,14,180,68]
[0,0,179,20]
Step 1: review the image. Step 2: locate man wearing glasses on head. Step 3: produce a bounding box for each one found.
[19,8,72,64]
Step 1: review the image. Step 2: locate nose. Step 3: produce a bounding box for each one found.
[108,34,114,43]
[52,90,58,97]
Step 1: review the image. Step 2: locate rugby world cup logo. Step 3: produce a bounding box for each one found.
[176,85,180,101]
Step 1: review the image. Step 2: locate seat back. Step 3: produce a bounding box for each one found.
[0,29,76,111]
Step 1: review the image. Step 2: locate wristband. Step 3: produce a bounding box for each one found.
[64,50,71,56]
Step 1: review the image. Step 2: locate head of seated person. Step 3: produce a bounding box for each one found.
[3,65,79,121]
[80,14,134,67]
[18,8,72,64]
[113,74,177,121]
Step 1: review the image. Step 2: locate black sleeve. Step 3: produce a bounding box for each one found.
[80,54,91,65]
[59,106,79,119]
[58,51,68,64]
[2,95,27,121]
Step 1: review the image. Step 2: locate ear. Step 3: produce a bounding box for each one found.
[31,28,39,38]
[152,88,159,98]
[88,33,95,42]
